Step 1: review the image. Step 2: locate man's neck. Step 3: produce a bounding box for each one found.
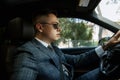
[35,34,52,44]
[35,37,50,47]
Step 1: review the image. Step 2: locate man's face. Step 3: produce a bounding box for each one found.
[36,13,61,42]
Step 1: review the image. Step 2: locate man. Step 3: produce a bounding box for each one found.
[10,10,120,80]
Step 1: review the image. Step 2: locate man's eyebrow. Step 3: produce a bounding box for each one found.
[52,22,59,24]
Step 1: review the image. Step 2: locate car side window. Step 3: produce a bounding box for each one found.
[54,18,114,48]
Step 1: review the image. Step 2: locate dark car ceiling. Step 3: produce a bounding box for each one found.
[0,0,101,26]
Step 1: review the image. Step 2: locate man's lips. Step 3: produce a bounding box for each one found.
[56,33,61,36]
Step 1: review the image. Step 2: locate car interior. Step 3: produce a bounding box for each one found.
[1,0,120,80]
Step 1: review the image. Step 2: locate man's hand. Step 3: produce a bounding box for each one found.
[102,30,120,50]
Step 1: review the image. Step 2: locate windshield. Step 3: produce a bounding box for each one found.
[95,0,120,25]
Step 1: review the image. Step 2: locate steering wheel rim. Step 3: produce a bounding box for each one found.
[100,50,119,75]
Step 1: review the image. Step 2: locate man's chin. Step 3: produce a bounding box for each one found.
[54,37,60,41]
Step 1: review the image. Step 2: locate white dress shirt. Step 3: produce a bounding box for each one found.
[95,46,105,58]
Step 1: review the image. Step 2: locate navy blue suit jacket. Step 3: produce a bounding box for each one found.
[10,39,100,80]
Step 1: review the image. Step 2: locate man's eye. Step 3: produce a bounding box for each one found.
[53,24,59,29]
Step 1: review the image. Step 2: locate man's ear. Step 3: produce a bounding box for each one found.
[35,23,43,32]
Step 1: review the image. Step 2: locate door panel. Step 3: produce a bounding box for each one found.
[61,47,96,55]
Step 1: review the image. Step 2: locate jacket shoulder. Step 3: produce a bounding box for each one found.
[17,41,35,53]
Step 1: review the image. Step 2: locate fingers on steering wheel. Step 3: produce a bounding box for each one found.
[113,30,120,43]
[114,30,120,39]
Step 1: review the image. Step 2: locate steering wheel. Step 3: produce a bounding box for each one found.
[100,50,119,76]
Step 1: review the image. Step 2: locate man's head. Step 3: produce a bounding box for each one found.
[32,10,61,44]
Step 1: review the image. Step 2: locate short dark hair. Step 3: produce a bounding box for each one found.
[32,9,57,25]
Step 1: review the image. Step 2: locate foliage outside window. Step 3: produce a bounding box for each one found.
[54,18,113,48]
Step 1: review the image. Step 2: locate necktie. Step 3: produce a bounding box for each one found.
[62,64,69,76]
[47,45,54,51]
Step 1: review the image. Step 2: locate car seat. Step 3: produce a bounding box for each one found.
[0,17,34,80]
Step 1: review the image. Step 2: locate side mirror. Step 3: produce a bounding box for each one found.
[98,37,111,45]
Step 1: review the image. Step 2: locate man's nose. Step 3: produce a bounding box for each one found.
[57,26,62,32]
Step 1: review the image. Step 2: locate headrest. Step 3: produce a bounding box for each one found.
[5,17,35,41]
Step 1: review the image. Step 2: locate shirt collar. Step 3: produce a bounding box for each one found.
[35,37,49,47]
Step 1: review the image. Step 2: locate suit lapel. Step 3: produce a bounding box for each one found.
[53,45,66,63]
[31,39,60,69]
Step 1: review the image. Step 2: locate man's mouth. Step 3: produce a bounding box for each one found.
[57,34,61,36]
